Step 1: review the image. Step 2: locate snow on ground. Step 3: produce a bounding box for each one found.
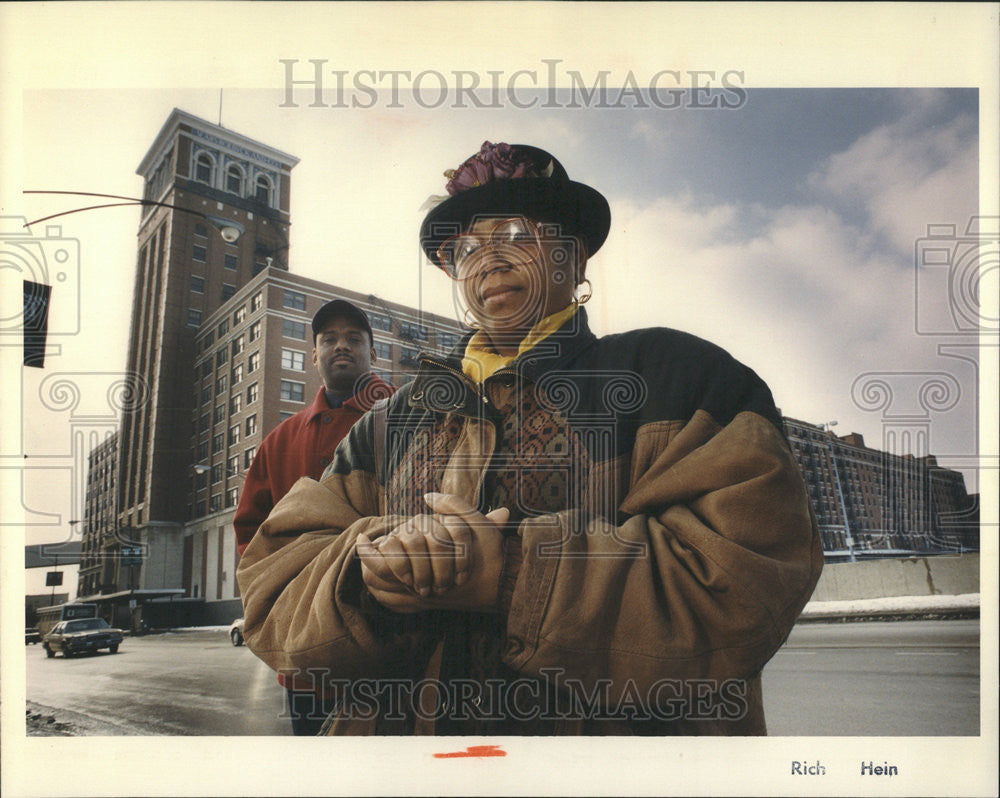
[801,593,979,617]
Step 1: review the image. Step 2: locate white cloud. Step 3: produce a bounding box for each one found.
[808,101,978,256]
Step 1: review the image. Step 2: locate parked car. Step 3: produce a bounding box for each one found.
[25,628,41,645]
[229,617,245,647]
[43,618,124,658]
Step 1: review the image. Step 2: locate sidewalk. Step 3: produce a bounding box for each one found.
[798,592,980,622]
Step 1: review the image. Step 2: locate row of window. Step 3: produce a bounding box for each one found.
[192,150,275,206]
[193,487,240,517]
[197,345,307,410]
[195,441,257,474]
[192,242,239,271]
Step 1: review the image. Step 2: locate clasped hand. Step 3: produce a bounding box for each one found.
[356,492,509,613]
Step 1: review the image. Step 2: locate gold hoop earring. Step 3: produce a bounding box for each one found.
[463,308,481,329]
[576,278,593,305]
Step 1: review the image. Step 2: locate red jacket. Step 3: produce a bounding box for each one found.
[234,377,395,555]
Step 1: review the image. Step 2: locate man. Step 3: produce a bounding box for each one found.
[238,142,822,735]
[233,298,393,734]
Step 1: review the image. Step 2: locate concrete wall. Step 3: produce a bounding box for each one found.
[809,554,980,601]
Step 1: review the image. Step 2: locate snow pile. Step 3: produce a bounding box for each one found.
[801,592,979,617]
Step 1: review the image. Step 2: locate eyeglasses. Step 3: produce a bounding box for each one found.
[436,217,543,280]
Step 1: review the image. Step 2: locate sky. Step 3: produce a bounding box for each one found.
[1,4,997,796]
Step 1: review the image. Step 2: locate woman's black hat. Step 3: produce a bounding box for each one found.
[419,142,611,268]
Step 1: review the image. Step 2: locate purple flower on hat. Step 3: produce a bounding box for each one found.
[444,141,539,196]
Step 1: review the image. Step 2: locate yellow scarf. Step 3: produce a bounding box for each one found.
[461,304,578,383]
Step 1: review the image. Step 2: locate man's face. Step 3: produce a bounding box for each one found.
[312,317,376,396]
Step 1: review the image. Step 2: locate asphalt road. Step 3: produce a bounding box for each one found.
[762,619,980,735]
[25,619,980,736]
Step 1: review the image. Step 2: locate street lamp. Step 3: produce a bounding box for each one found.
[23,191,244,243]
[193,463,239,477]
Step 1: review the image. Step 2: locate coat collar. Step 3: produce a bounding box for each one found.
[304,374,395,422]
[409,308,598,416]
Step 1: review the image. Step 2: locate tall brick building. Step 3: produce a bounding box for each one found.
[78,109,464,625]
[784,417,978,560]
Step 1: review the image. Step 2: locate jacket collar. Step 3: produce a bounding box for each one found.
[305,374,394,422]
[409,308,598,416]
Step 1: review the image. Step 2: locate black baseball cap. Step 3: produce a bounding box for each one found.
[311,299,373,342]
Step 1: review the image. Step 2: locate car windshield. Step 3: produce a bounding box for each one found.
[64,619,109,632]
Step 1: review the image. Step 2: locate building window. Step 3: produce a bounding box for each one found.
[209,494,222,513]
[228,424,241,446]
[244,446,256,468]
[400,346,420,364]
[224,253,238,271]
[227,455,240,475]
[251,291,263,312]
[368,312,391,332]
[190,275,205,294]
[280,380,305,403]
[254,173,273,205]
[226,488,240,508]
[248,352,260,373]
[226,163,245,195]
[194,152,215,185]
[213,404,225,425]
[283,289,306,311]
[222,283,236,302]
[231,335,245,356]
[283,319,306,340]
[245,415,258,436]
[193,244,207,263]
[187,309,202,327]
[279,410,294,422]
[200,387,211,407]
[373,340,391,360]
[216,374,227,396]
[199,413,210,434]
[249,321,261,342]
[438,332,461,350]
[197,441,209,461]
[218,319,229,336]
[211,463,223,484]
[200,361,212,380]
[231,364,243,385]
[212,432,224,453]
[281,349,306,371]
[246,382,259,404]
[229,394,242,415]
[194,223,208,238]
[399,321,428,341]
[216,349,228,367]
[234,306,247,325]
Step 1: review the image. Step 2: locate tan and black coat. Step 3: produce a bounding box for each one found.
[237,309,823,735]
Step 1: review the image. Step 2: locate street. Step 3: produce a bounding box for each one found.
[25,619,980,736]
[762,619,980,735]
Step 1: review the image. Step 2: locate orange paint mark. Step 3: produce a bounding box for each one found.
[433,744,507,759]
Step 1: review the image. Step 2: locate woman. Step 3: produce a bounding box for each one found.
[237,142,823,735]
